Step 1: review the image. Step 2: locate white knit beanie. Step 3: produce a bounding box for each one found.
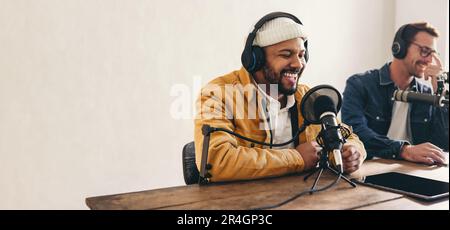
[252,17,308,47]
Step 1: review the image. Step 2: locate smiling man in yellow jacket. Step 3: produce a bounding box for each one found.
[194,12,366,182]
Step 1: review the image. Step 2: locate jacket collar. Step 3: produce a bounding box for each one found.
[378,62,419,92]
[237,67,258,102]
[379,63,393,86]
[238,67,253,85]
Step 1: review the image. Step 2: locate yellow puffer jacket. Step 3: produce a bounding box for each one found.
[194,67,366,182]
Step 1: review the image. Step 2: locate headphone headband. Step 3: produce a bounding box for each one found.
[252,12,303,33]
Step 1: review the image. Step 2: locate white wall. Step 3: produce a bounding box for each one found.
[0,0,444,209]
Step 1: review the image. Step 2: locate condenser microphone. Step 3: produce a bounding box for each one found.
[393,90,448,107]
[313,95,344,173]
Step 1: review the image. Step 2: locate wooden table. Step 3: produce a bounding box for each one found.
[86,159,449,210]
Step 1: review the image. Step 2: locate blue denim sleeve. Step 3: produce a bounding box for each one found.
[342,76,406,159]
[431,106,449,151]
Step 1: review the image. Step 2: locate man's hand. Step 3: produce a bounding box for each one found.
[424,54,445,93]
[295,141,321,171]
[341,144,362,174]
[400,142,446,165]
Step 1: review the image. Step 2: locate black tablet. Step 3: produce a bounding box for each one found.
[354,172,449,201]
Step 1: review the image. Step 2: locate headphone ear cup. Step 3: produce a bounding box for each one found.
[251,46,265,72]
[392,42,401,58]
[241,46,265,73]
[392,25,408,59]
[241,47,254,72]
[392,40,407,59]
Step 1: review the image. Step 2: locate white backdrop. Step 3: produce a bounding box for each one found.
[0,0,447,209]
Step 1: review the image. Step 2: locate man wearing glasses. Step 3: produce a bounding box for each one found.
[341,22,448,165]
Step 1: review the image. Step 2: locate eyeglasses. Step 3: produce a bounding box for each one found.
[410,42,438,58]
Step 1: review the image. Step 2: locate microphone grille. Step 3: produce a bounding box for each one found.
[313,95,336,118]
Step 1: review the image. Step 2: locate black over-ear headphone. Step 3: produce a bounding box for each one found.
[241,12,309,74]
[392,24,409,59]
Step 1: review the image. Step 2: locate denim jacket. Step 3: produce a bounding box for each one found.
[342,63,449,159]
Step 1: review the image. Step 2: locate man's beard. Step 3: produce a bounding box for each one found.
[263,66,301,95]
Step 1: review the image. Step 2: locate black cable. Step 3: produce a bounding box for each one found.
[209,122,309,147]
[252,174,342,210]
[266,112,273,149]
[204,123,350,208]
[203,121,347,209]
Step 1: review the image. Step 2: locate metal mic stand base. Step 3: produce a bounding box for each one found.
[303,152,356,193]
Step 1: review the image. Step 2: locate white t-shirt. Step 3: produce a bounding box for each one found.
[386,100,411,143]
[256,84,296,149]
